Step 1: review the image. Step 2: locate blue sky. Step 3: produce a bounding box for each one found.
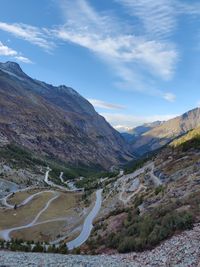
[0,0,200,131]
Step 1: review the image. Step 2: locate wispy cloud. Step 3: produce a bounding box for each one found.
[101,112,178,130]
[0,22,55,51]
[0,41,32,63]
[14,56,33,64]
[116,0,200,39]
[88,98,125,110]
[1,0,199,101]
[52,0,178,101]
[116,0,176,39]
[163,92,176,102]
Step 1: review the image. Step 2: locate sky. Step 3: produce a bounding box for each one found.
[0,0,200,132]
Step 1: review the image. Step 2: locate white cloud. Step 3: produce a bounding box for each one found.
[0,1,179,100]
[163,92,176,102]
[0,41,17,56]
[0,41,32,64]
[176,1,200,16]
[88,98,125,110]
[116,0,200,39]
[0,22,54,50]
[101,112,178,130]
[54,0,177,79]
[1,0,199,101]
[52,0,178,98]
[14,56,33,64]
[116,0,176,39]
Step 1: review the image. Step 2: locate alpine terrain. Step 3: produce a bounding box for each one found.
[1,64,200,267]
[0,61,133,171]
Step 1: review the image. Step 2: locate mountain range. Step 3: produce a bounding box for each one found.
[123,108,200,156]
[1,61,200,171]
[0,61,133,170]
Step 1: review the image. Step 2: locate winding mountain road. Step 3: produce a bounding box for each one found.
[0,186,36,209]
[0,191,60,241]
[0,170,103,249]
[118,162,162,204]
[66,189,103,250]
[44,169,81,192]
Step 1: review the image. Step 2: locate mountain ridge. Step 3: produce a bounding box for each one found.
[130,108,200,155]
[0,61,133,170]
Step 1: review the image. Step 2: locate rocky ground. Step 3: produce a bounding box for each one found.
[1,223,200,267]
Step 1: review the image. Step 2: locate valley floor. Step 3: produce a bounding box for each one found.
[1,223,200,267]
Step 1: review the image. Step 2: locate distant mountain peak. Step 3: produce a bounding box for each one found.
[0,61,22,72]
[0,61,27,79]
[0,61,133,169]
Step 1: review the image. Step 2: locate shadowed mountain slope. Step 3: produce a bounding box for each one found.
[0,61,133,170]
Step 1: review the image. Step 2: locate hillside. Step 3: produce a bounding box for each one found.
[122,121,163,144]
[1,117,200,266]
[171,126,200,151]
[0,61,133,170]
[131,108,200,155]
[85,127,200,255]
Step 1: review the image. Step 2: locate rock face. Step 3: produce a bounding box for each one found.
[0,61,133,169]
[131,108,200,155]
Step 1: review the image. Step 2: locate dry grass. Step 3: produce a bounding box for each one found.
[11,220,67,242]
[0,187,97,244]
[0,192,54,229]
[7,189,44,206]
[0,190,86,242]
[37,192,82,222]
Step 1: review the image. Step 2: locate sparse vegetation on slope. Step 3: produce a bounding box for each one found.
[88,200,194,253]
[0,143,112,180]
[171,127,200,151]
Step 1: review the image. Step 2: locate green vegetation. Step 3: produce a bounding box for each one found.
[76,170,119,191]
[124,157,149,174]
[0,143,113,180]
[154,185,165,195]
[0,239,68,254]
[0,144,46,169]
[171,127,200,151]
[115,209,193,253]
[90,201,194,254]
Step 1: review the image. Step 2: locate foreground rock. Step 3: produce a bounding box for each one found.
[1,223,200,266]
[0,252,129,267]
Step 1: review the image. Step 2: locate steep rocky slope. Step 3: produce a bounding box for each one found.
[85,127,200,255]
[131,108,200,155]
[0,61,133,170]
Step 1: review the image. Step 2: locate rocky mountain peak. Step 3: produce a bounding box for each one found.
[0,61,133,169]
[0,61,29,81]
[0,61,23,74]
[182,107,200,119]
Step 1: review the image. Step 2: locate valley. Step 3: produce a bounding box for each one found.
[0,61,200,266]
